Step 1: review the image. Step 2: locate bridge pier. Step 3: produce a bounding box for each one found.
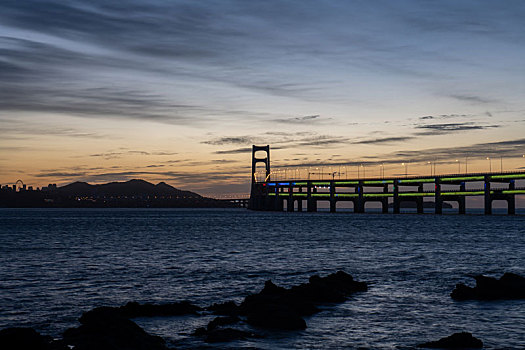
[357,182,364,213]
[508,180,515,215]
[417,184,424,214]
[484,176,492,215]
[307,185,317,212]
[382,184,389,213]
[287,197,294,212]
[458,182,466,215]
[393,180,400,214]
[330,182,336,213]
[435,179,442,214]
[297,187,303,212]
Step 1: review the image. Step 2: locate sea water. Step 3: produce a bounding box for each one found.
[0,208,524,348]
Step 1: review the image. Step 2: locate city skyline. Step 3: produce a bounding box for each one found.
[1,1,525,196]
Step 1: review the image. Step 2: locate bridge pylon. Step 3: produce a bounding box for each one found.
[249,145,270,210]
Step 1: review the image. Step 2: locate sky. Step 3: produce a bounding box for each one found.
[1,0,525,197]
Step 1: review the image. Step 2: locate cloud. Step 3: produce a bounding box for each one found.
[418,114,468,120]
[89,150,178,160]
[415,122,499,135]
[449,94,495,104]
[382,138,525,163]
[272,115,325,124]
[202,136,255,146]
[214,147,253,154]
[353,136,415,144]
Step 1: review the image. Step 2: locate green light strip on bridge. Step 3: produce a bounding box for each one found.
[501,190,525,194]
[292,193,308,197]
[490,174,525,180]
[440,176,485,182]
[441,191,486,196]
[311,193,330,197]
[363,180,393,185]
[312,182,331,186]
[336,193,358,198]
[399,178,434,183]
[363,193,393,197]
[334,181,359,185]
[278,193,289,196]
[293,182,308,186]
[398,192,434,197]
[268,193,276,196]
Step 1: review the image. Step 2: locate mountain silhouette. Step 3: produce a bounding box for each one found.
[1,179,238,208]
[59,179,201,198]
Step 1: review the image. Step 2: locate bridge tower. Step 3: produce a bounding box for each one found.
[249,145,271,210]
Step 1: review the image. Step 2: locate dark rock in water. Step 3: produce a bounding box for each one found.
[207,316,241,331]
[205,328,258,343]
[63,307,168,350]
[451,273,525,300]
[417,332,483,348]
[206,301,239,316]
[119,300,201,318]
[246,304,307,330]
[0,327,67,350]
[239,271,366,331]
[193,316,257,343]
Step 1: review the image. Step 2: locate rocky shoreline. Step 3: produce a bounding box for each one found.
[1,271,524,349]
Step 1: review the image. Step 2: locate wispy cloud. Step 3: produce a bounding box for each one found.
[353,136,415,144]
[449,94,495,104]
[90,150,178,160]
[202,136,255,146]
[415,122,499,135]
[214,147,253,154]
[418,114,468,120]
[382,138,525,163]
[272,115,327,124]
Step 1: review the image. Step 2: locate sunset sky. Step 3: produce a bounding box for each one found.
[1,0,525,196]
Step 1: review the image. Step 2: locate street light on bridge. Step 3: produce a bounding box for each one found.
[402,162,408,178]
[486,157,492,173]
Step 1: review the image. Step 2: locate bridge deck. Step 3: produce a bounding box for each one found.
[250,171,525,214]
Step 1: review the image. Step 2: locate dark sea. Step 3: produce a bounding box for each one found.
[1,208,524,349]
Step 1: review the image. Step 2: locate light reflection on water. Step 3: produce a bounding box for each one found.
[0,208,524,349]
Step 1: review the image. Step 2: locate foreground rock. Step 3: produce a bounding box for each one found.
[451,273,525,300]
[63,307,168,350]
[417,332,483,348]
[0,327,67,350]
[239,271,367,330]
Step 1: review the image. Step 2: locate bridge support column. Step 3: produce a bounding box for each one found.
[382,184,389,213]
[357,182,364,213]
[308,186,317,212]
[458,182,466,215]
[275,187,284,211]
[330,181,336,213]
[484,176,492,215]
[393,180,400,214]
[287,185,294,212]
[417,184,424,214]
[435,179,442,214]
[297,187,303,212]
[508,180,515,215]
